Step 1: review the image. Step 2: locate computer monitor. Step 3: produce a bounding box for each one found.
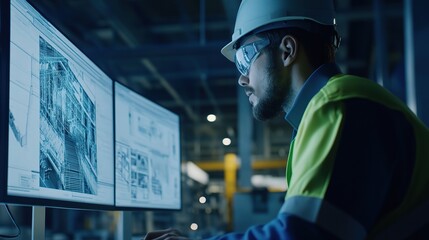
[114,82,181,210]
[0,0,115,209]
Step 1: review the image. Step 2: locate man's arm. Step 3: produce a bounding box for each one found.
[205,212,337,240]
[143,213,338,240]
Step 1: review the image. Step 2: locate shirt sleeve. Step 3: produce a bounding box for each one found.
[205,212,338,240]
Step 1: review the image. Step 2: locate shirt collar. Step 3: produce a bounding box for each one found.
[285,63,342,130]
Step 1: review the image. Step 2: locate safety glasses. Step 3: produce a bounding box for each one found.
[234,38,270,76]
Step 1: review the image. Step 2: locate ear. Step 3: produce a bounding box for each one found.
[279,35,298,67]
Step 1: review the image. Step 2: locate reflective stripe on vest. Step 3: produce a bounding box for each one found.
[279,196,366,240]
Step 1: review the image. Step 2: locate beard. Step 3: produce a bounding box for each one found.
[252,69,293,121]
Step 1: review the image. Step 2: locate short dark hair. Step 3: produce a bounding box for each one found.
[258,27,337,69]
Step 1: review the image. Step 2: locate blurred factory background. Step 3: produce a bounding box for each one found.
[2,0,429,239]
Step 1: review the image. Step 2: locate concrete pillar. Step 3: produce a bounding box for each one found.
[237,85,252,188]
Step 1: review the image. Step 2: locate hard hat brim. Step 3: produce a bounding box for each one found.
[221,40,236,62]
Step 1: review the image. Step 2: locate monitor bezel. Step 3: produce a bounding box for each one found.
[0,0,116,211]
[113,81,182,211]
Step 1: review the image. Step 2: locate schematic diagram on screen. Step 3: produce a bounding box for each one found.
[116,108,179,202]
[38,37,98,195]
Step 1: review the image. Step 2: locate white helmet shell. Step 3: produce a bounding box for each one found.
[221,0,336,62]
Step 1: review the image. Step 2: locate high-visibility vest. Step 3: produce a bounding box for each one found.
[282,74,429,240]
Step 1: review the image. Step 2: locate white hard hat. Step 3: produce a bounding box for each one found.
[221,0,336,62]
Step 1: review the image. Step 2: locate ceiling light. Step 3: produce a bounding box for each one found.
[183,161,209,185]
[190,223,198,231]
[207,114,216,122]
[199,196,207,204]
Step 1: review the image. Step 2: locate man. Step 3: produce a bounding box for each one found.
[144,0,429,239]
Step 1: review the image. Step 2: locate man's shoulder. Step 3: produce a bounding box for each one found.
[324,74,380,98]
[311,74,393,106]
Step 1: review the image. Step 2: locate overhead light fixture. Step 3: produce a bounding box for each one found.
[222,138,231,146]
[190,223,198,231]
[199,196,207,204]
[183,161,209,185]
[207,114,216,122]
[251,175,287,191]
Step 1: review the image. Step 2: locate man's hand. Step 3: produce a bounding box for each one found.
[143,228,191,240]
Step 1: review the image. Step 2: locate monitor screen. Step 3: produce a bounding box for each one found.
[1,0,115,209]
[114,82,181,210]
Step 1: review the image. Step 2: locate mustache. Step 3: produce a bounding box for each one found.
[243,86,254,96]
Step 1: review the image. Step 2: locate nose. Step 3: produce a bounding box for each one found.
[238,75,249,87]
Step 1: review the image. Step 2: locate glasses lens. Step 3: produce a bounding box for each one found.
[234,38,270,76]
[235,48,250,76]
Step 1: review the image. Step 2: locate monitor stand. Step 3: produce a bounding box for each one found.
[32,206,45,240]
[116,211,132,239]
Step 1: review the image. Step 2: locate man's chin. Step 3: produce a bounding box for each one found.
[252,106,280,121]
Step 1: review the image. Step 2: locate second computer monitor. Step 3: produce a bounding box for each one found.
[114,82,181,210]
